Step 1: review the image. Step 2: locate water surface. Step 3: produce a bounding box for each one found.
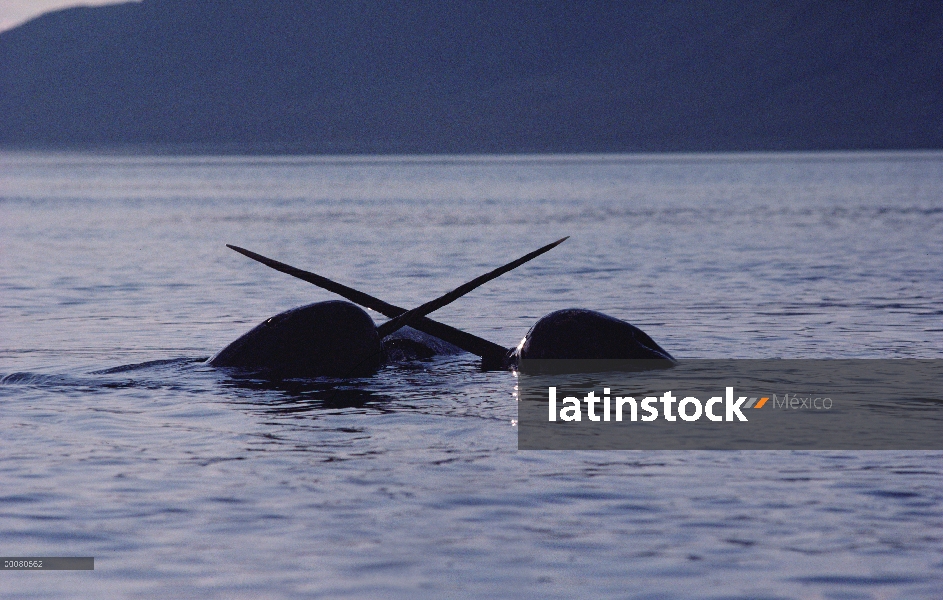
[2,151,942,598]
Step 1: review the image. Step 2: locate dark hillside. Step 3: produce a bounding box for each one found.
[1,0,940,153]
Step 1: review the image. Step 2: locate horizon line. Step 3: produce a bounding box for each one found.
[1,147,942,164]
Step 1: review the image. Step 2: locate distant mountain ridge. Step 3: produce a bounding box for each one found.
[1,0,940,153]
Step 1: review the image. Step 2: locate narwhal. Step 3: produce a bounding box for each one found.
[216,242,674,376]
[209,238,569,377]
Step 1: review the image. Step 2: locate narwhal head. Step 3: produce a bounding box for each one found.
[508,308,675,367]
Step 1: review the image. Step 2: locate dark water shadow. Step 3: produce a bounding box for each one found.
[215,368,395,413]
[91,357,208,374]
[3,351,476,419]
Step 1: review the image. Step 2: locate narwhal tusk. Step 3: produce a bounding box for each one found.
[226,238,567,367]
[374,237,568,338]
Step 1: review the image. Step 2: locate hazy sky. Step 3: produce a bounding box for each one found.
[0,0,134,33]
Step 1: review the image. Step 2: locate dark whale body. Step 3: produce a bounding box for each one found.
[208,300,462,378]
[507,308,674,367]
[207,302,674,377]
[208,300,383,377]
[211,241,675,377]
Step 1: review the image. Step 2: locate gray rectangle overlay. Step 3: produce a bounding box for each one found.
[2,557,94,570]
[518,360,943,450]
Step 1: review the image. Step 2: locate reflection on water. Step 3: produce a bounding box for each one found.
[1,152,942,598]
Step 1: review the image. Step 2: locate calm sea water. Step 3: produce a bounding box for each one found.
[1,151,942,598]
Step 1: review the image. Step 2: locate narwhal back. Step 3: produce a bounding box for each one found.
[208,300,382,377]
